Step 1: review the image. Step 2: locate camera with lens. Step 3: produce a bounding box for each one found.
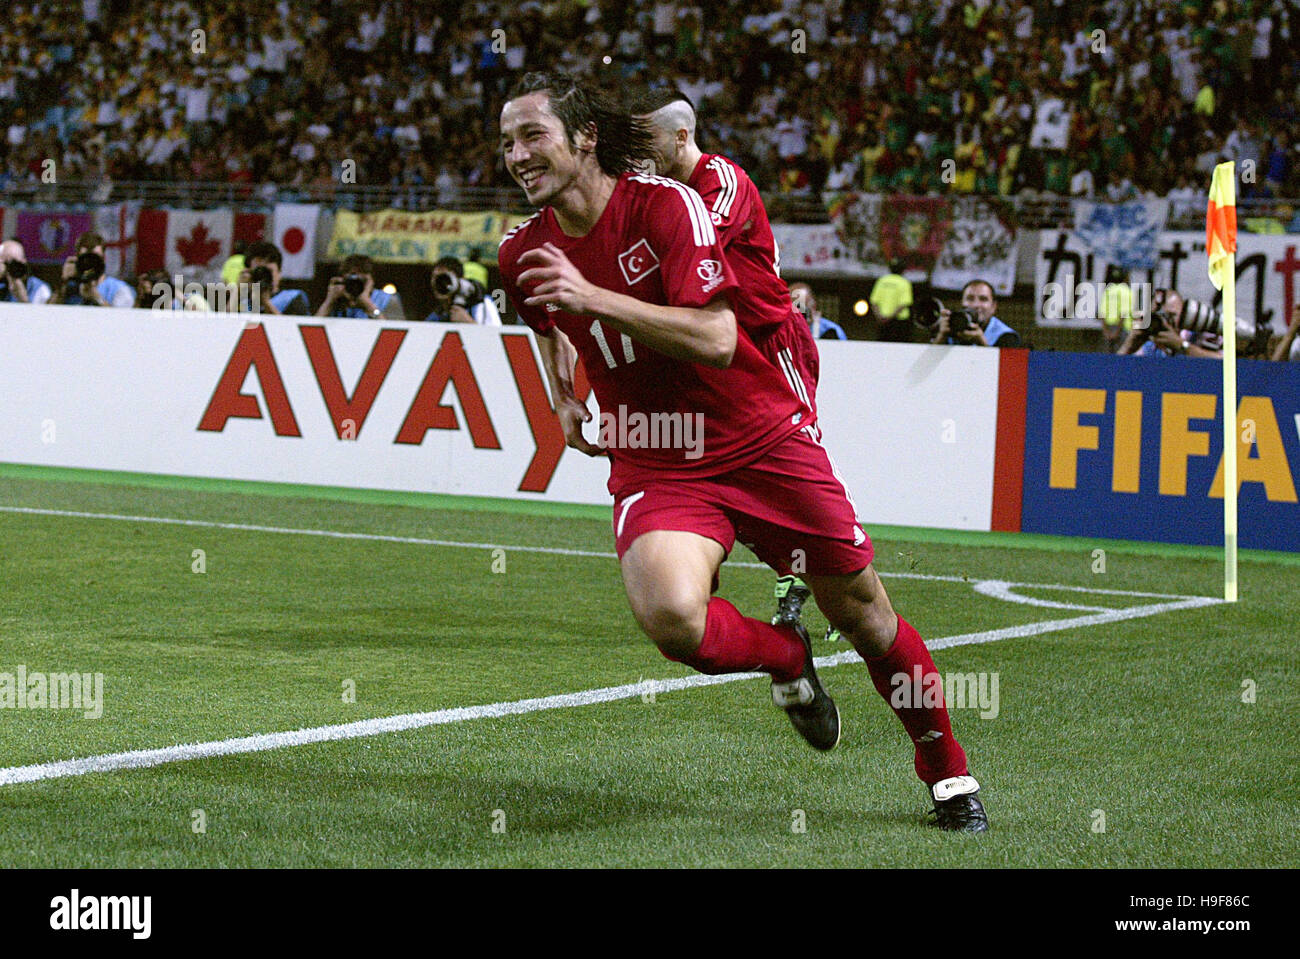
[343,273,367,299]
[0,258,22,297]
[913,295,979,337]
[434,271,485,309]
[1179,298,1221,335]
[75,251,105,286]
[2,258,28,283]
[249,264,274,291]
[64,251,105,296]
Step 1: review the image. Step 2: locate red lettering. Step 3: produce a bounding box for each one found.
[301,325,407,439]
[197,323,301,436]
[502,334,594,492]
[395,331,500,447]
[1274,245,1300,326]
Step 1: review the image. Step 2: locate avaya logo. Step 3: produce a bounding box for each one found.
[617,238,660,286]
[197,325,593,493]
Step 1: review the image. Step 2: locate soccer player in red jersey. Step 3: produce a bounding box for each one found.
[496,72,987,831]
[632,87,828,634]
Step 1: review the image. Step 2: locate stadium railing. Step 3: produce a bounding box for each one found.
[3,181,1295,232]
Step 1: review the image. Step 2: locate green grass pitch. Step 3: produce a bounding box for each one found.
[1,466,1296,868]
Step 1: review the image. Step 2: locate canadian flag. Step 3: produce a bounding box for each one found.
[272,203,321,279]
[136,209,266,278]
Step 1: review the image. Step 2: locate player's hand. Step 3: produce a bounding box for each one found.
[518,243,597,315]
[556,395,606,457]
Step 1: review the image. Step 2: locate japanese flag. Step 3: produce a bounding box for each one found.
[273,203,320,279]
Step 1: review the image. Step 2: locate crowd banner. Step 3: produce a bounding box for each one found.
[14,211,93,263]
[769,223,874,276]
[1072,198,1169,270]
[827,193,1018,285]
[1035,229,1300,331]
[327,209,532,264]
[879,196,952,275]
[930,196,1018,296]
[828,192,885,270]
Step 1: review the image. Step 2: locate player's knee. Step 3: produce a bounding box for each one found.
[632,595,707,658]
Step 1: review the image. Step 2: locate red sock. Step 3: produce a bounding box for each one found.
[864,615,969,786]
[663,597,804,682]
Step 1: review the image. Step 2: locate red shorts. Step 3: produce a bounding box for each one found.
[611,429,873,578]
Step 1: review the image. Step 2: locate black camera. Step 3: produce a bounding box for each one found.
[0,259,21,298]
[75,251,105,286]
[434,271,485,309]
[913,296,978,337]
[250,264,274,291]
[343,273,367,299]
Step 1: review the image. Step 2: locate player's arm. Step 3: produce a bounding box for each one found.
[518,243,736,368]
[536,326,604,456]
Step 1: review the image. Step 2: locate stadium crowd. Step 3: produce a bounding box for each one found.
[1,0,1298,204]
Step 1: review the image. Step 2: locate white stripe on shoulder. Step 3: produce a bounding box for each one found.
[628,174,716,246]
[706,156,739,218]
[499,212,542,249]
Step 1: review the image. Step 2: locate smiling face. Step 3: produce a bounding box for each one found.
[500,92,584,208]
[961,281,996,327]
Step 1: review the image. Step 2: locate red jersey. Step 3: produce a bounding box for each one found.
[688,153,807,339]
[688,153,821,412]
[498,173,809,488]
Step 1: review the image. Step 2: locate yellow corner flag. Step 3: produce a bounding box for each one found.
[1207,162,1237,290]
[1207,161,1238,602]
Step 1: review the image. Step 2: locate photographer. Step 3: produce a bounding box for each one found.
[789,282,846,340]
[423,256,500,325]
[239,241,309,315]
[54,232,135,307]
[1272,303,1300,362]
[0,239,52,304]
[929,280,1020,347]
[316,254,403,319]
[1119,289,1224,358]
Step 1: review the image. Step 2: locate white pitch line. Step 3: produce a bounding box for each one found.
[0,505,1204,601]
[0,594,1222,787]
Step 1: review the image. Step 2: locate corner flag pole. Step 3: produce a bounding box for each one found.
[1207,161,1238,602]
[1222,254,1237,603]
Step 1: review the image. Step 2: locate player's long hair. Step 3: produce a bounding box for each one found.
[507,72,657,176]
